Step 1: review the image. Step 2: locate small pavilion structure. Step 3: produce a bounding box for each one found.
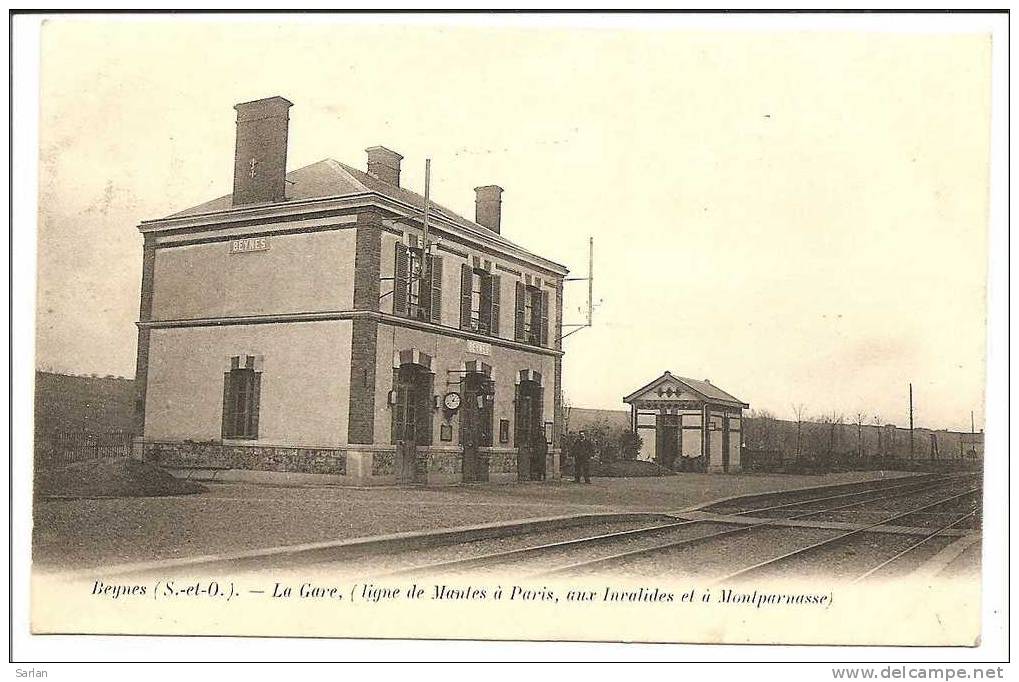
[623,371,749,473]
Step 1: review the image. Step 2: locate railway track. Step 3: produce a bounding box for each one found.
[381,474,980,580]
[711,487,979,584]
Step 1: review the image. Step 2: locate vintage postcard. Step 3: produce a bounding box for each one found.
[12,11,1008,662]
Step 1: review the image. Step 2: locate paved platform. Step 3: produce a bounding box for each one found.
[33,469,915,570]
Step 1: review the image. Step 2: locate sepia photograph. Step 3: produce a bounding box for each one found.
[10,9,1009,670]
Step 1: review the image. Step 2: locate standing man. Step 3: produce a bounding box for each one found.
[573,430,592,484]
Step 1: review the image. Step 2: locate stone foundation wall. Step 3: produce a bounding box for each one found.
[140,440,556,486]
[487,451,518,475]
[143,441,348,476]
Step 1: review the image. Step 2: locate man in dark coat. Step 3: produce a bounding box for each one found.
[573,431,592,484]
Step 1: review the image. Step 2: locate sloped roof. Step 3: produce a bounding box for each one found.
[168,158,529,253]
[623,371,749,407]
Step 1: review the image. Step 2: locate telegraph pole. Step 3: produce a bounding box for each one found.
[908,383,914,459]
[422,158,431,254]
[587,236,593,327]
[560,237,595,341]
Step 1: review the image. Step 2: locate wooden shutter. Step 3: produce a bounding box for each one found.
[249,372,262,439]
[513,383,521,447]
[540,290,550,346]
[391,369,402,444]
[418,373,435,445]
[221,372,233,439]
[528,289,541,343]
[479,272,491,333]
[429,254,443,324]
[459,263,473,330]
[393,242,409,316]
[514,281,526,341]
[489,274,501,336]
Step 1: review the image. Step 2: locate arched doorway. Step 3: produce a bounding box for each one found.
[392,362,433,484]
[461,371,494,483]
[515,374,545,481]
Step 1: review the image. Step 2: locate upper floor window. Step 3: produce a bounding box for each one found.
[394,242,442,323]
[222,356,262,440]
[460,264,500,336]
[515,282,549,347]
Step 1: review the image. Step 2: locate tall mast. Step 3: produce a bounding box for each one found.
[422,158,431,255]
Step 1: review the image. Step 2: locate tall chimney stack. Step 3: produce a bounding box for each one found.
[474,185,503,233]
[232,96,293,206]
[365,146,403,186]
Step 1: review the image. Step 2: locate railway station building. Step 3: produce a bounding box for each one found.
[623,372,748,473]
[134,96,568,486]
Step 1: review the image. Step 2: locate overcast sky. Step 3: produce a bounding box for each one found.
[35,19,991,431]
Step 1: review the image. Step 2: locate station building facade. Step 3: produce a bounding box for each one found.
[623,372,748,473]
[134,96,568,486]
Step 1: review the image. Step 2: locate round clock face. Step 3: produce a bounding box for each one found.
[443,392,462,411]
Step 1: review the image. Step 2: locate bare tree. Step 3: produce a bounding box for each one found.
[746,408,777,450]
[853,412,867,460]
[817,410,844,460]
[792,403,807,458]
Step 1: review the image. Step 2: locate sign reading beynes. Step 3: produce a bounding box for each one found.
[229,236,270,254]
[466,340,491,356]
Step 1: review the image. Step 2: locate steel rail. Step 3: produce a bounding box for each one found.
[711,487,980,584]
[707,472,976,518]
[382,476,967,578]
[850,511,978,583]
[537,482,977,578]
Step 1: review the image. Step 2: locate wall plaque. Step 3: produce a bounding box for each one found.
[229,236,270,254]
[466,340,491,356]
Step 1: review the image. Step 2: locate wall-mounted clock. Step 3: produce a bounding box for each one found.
[443,392,462,411]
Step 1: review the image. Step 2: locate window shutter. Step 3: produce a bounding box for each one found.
[391,369,401,444]
[418,254,431,321]
[540,290,550,346]
[479,272,491,333]
[249,372,262,439]
[419,373,435,445]
[459,263,473,330]
[221,372,232,439]
[393,242,409,316]
[513,383,521,447]
[489,274,501,336]
[429,254,443,324]
[529,289,541,343]
[514,281,525,341]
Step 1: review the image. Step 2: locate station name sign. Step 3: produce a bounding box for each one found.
[229,237,270,254]
[466,340,491,356]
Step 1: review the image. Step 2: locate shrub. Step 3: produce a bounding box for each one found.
[564,422,642,464]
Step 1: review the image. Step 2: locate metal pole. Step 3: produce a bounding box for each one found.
[422,158,431,254]
[909,383,914,459]
[587,236,593,327]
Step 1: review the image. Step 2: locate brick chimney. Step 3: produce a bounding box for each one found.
[365,146,403,186]
[232,96,293,206]
[474,185,503,233]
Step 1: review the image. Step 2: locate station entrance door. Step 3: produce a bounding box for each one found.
[393,363,431,484]
[515,380,545,481]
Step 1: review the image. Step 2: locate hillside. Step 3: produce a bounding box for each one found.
[34,371,136,438]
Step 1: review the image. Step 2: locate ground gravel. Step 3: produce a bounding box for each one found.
[31,470,916,570]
